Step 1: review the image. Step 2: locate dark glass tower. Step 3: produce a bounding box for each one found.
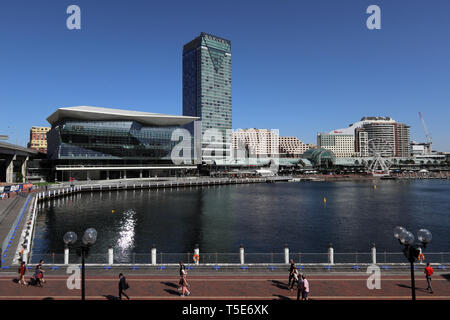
[183,32,232,161]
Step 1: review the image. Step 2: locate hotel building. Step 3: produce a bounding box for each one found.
[182,33,232,162]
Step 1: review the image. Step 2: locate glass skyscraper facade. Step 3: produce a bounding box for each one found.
[183,32,232,161]
[47,120,181,160]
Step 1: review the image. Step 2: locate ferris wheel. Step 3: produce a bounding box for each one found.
[366,138,394,176]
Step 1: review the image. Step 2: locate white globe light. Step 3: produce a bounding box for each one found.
[63,231,77,245]
[417,229,432,244]
[401,231,415,245]
[82,228,97,246]
[394,226,406,239]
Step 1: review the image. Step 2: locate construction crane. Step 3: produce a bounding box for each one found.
[418,112,432,153]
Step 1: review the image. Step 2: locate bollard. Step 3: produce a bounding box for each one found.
[64,246,69,265]
[108,247,114,265]
[239,245,245,265]
[328,243,334,265]
[284,244,289,264]
[371,243,377,265]
[151,245,157,265]
[194,244,200,265]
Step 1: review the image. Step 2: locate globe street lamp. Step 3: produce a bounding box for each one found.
[394,226,432,300]
[63,228,97,300]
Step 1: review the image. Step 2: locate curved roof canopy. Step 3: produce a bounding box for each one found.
[47,106,199,127]
[302,148,336,165]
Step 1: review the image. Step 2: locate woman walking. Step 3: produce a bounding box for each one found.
[180,270,191,297]
[17,261,27,286]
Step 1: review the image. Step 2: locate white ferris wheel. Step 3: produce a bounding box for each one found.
[366,138,394,176]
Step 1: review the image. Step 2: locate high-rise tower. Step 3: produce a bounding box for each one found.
[182,32,232,162]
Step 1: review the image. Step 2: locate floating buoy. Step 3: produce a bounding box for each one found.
[373,185,377,190]
[112,210,115,213]
[323,197,327,204]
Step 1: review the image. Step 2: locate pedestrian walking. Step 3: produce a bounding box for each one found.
[33,263,44,287]
[296,272,304,301]
[301,275,310,300]
[118,273,130,300]
[180,271,191,297]
[289,265,299,291]
[177,261,186,291]
[37,260,45,284]
[17,261,27,286]
[424,263,434,293]
[288,259,295,289]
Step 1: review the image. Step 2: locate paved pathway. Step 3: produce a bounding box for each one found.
[0,273,448,300]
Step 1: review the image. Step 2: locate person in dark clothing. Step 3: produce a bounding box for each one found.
[118,273,130,300]
[178,261,186,291]
[297,273,304,301]
[288,259,296,289]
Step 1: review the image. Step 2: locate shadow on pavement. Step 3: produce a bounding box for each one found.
[396,283,428,292]
[103,295,119,300]
[42,297,54,300]
[270,280,289,290]
[441,274,450,281]
[161,281,178,289]
[164,289,180,296]
[273,294,292,300]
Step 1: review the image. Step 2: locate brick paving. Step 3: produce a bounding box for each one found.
[0,273,448,300]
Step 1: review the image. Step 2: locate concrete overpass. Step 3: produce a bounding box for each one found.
[0,141,38,183]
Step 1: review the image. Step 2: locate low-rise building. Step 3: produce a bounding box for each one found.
[28,126,51,153]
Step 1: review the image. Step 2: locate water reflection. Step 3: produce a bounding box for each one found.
[115,209,137,262]
[31,180,450,262]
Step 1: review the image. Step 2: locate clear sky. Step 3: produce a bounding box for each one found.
[1,0,449,151]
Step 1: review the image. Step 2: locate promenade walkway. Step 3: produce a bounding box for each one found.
[0,194,31,266]
[0,272,448,300]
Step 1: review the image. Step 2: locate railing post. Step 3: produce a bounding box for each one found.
[64,245,69,265]
[151,245,157,265]
[284,244,289,264]
[194,244,200,265]
[240,245,245,265]
[328,243,334,265]
[108,246,114,265]
[371,243,377,265]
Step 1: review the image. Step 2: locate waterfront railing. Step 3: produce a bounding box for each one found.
[28,251,450,266]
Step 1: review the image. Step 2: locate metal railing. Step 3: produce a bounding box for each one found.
[28,251,450,265]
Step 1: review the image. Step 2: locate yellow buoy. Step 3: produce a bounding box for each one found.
[373,185,377,190]
[323,197,327,204]
[112,210,115,213]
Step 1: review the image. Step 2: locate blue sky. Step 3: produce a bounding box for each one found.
[1,0,449,151]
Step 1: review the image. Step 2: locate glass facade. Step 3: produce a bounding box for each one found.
[183,33,232,159]
[47,120,184,160]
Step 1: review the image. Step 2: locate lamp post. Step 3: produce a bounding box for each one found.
[393,226,432,301]
[63,228,97,301]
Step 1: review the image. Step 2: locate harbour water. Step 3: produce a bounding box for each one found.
[30,180,450,263]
